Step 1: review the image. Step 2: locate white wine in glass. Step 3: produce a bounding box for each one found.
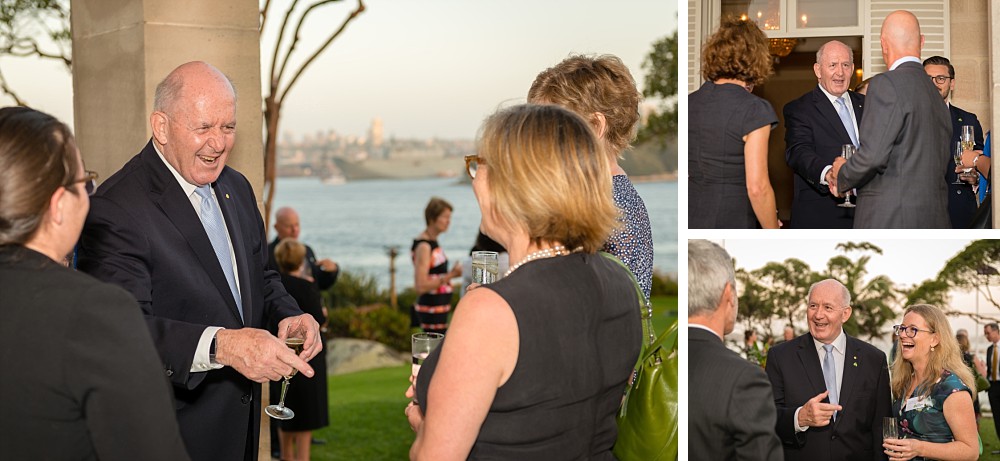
[837,145,856,208]
[264,337,305,420]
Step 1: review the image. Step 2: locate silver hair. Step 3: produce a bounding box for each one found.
[688,240,736,317]
[815,40,855,64]
[807,279,852,306]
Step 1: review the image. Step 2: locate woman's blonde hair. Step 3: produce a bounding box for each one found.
[477,104,618,253]
[890,304,975,400]
[274,238,306,275]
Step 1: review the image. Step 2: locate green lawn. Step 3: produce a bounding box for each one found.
[982,417,1000,459]
[651,295,678,335]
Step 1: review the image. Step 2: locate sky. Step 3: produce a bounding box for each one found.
[0,0,676,140]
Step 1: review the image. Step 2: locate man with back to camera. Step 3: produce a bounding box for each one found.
[783,40,863,228]
[765,279,891,460]
[688,239,783,461]
[78,61,322,461]
[830,10,951,228]
[923,55,985,228]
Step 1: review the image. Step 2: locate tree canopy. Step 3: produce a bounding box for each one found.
[0,0,70,104]
[636,30,676,145]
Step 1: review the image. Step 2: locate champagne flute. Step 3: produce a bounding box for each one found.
[264,336,305,420]
[411,332,444,405]
[953,141,967,185]
[471,251,499,285]
[883,416,899,454]
[837,145,856,208]
[962,125,975,152]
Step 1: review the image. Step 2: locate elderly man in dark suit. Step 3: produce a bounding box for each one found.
[784,40,863,228]
[830,10,951,228]
[765,279,891,461]
[689,240,783,461]
[78,61,322,461]
[923,55,985,228]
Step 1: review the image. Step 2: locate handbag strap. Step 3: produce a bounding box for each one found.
[599,251,655,348]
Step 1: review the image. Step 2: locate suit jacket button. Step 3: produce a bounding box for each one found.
[241,394,252,405]
[165,369,174,377]
[958,190,962,195]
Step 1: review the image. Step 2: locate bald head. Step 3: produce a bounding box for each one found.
[274,207,300,240]
[880,11,923,65]
[153,61,236,116]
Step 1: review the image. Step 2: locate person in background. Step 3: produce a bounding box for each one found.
[411,197,463,334]
[955,330,985,421]
[689,16,780,229]
[854,77,874,96]
[884,305,977,461]
[689,240,782,460]
[923,55,984,229]
[268,206,340,290]
[406,104,641,459]
[778,325,796,344]
[984,323,1000,447]
[273,239,329,461]
[0,106,190,460]
[783,40,863,228]
[77,61,321,461]
[527,53,655,299]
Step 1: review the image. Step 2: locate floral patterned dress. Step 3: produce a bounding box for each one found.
[893,369,973,452]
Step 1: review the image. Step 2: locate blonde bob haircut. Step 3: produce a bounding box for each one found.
[477,104,618,253]
[274,238,307,275]
[890,304,975,401]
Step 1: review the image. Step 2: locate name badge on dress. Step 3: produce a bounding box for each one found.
[904,396,930,411]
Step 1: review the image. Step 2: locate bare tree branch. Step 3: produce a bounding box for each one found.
[278,0,365,103]
[260,0,274,34]
[268,0,302,89]
[0,66,26,105]
[273,0,341,98]
[941,308,1000,325]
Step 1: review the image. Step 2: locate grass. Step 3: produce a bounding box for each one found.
[983,416,1000,459]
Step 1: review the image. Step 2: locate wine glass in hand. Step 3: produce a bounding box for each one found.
[837,145,856,208]
[883,417,899,454]
[264,335,305,420]
[953,141,968,185]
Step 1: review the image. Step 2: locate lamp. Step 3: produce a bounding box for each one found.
[768,38,798,57]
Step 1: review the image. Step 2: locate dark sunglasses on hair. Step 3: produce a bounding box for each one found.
[464,155,486,179]
[67,170,99,196]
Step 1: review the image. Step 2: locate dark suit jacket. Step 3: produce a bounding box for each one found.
[765,333,891,461]
[784,87,864,228]
[838,60,952,228]
[78,141,302,461]
[0,245,190,460]
[689,327,783,461]
[268,238,339,291]
[946,104,985,228]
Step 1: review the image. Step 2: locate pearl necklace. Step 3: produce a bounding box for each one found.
[503,245,570,277]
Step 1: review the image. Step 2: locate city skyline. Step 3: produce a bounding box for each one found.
[0,0,675,139]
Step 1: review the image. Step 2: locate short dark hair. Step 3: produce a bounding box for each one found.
[988,322,999,333]
[922,55,955,79]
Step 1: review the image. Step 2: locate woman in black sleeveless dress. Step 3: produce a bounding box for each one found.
[405,104,642,460]
[411,197,463,334]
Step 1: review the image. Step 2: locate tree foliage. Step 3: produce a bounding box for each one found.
[0,0,70,104]
[636,30,676,146]
[260,0,366,228]
[824,243,898,341]
[932,239,1000,323]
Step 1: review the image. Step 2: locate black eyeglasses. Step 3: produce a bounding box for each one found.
[464,155,485,179]
[67,170,99,196]
[893,324,935,338]
[929,75,953,85]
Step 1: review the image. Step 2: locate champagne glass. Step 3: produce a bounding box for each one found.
[953,141,967,185]
[962,125,975,152]
[837,145,856,208]
[411,332,444,404]
[883,416,900,453]
[471,251,499,285]
[265,336,305,420]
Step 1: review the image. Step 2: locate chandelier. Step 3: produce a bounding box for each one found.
[769,38,798,57]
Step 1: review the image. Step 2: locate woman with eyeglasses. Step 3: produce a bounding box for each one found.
[885,305,978,461]
[405,104,641,459]
[0,106,190,459]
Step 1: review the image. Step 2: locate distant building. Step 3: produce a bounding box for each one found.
[370,117,384,147]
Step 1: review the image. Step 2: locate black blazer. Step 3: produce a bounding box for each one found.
[946,104,985,228]
[783,87,864,229]
[765,333,891,461]
[78,141,302,461]
[0,245,190,460]
[689,327,783,461]
[268,238,340,291]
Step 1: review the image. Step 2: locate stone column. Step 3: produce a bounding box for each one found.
[950,0,991,132]
[70,0,264,200]
[70,1,271,458]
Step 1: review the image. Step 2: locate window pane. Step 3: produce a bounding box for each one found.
[796,0,858,28]
[722,0,782,31]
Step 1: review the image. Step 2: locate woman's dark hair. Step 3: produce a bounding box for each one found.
[424,197,453,226]
[470,231,505,255]
[0,106,79,245]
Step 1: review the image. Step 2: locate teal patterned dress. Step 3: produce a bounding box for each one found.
[892,369,973,452]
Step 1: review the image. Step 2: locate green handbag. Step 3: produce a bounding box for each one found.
[600,252,678,461]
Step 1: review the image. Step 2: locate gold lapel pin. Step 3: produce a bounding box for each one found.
[225,193,230,199]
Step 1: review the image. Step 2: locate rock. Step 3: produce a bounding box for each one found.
[326,337,407,375]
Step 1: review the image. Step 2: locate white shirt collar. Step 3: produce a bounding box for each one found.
[890,56,922,71]
[153,142,200,198]
[817,84,848,105]
[813,328,847,354]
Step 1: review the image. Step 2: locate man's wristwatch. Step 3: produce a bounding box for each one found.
[209,334,218,365]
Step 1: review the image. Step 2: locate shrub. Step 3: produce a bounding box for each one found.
[327,270,388,308]
[327,305,411,352]
[651,270,678,296]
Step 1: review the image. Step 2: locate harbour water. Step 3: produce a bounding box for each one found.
[271,177,677,291]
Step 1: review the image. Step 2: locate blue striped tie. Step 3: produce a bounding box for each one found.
[194,186,243,320]
[836,97,859,148]
[823,344,839,420]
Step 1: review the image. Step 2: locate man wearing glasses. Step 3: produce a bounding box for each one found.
[765,279,892,460]
[924,55,985,228]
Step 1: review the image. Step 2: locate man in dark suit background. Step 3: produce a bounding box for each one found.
[268,206,339,290]
[923,55,985,228]
[689,240,783,461]
[765,279,891,460]
[784,40,863,228]
[985,323,1000,448]
[79,61,322,461]
[830,10,951,228]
